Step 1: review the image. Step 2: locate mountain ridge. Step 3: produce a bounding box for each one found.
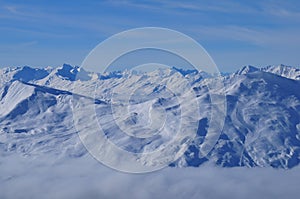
[0,64,300,169]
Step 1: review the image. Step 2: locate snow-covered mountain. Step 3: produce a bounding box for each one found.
[262,64,300,80]
[0,64,300,169]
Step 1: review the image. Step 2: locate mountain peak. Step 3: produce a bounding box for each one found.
[12,66,49,82]
[55,64,79,81]
[261,64,300,80]
[235,65,259,75]
[171,67,198,76]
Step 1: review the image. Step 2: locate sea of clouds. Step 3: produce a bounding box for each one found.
[1,153,299,199]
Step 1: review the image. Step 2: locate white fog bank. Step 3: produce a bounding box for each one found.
[1,153,299,199]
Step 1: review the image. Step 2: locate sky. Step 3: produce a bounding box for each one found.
[0,0,300,72]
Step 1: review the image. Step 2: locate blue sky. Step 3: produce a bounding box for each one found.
[0,0,300,72]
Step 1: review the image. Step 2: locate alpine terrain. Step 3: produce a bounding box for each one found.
[0,64,300,169]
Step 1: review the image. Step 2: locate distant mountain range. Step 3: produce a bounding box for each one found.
[0,64,300,169]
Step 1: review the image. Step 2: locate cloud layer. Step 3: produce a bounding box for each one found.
[1,153,299,199]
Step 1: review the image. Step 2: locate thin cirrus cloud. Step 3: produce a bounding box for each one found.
[191,25,300,47]
[0,4,121,36]
[2,2,138,35]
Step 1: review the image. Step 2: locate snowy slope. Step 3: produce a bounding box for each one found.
[0,80,85,157]
[0,64,300,169]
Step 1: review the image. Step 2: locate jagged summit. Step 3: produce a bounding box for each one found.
[171,67,198,76]
[234,65,259,75]
[12,66,49,82]
[261,64,300,80]
[3,63,300,82]
[55,63,79,81]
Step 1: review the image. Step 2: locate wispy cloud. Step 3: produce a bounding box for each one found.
[156,0,258,14]
[0,3,128,37]
[0,40,38,54]
[104,0,260,15]
[105,0,300,21]
[3,5,19,14]
[18,40,38,47]
[188,25,300,48]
